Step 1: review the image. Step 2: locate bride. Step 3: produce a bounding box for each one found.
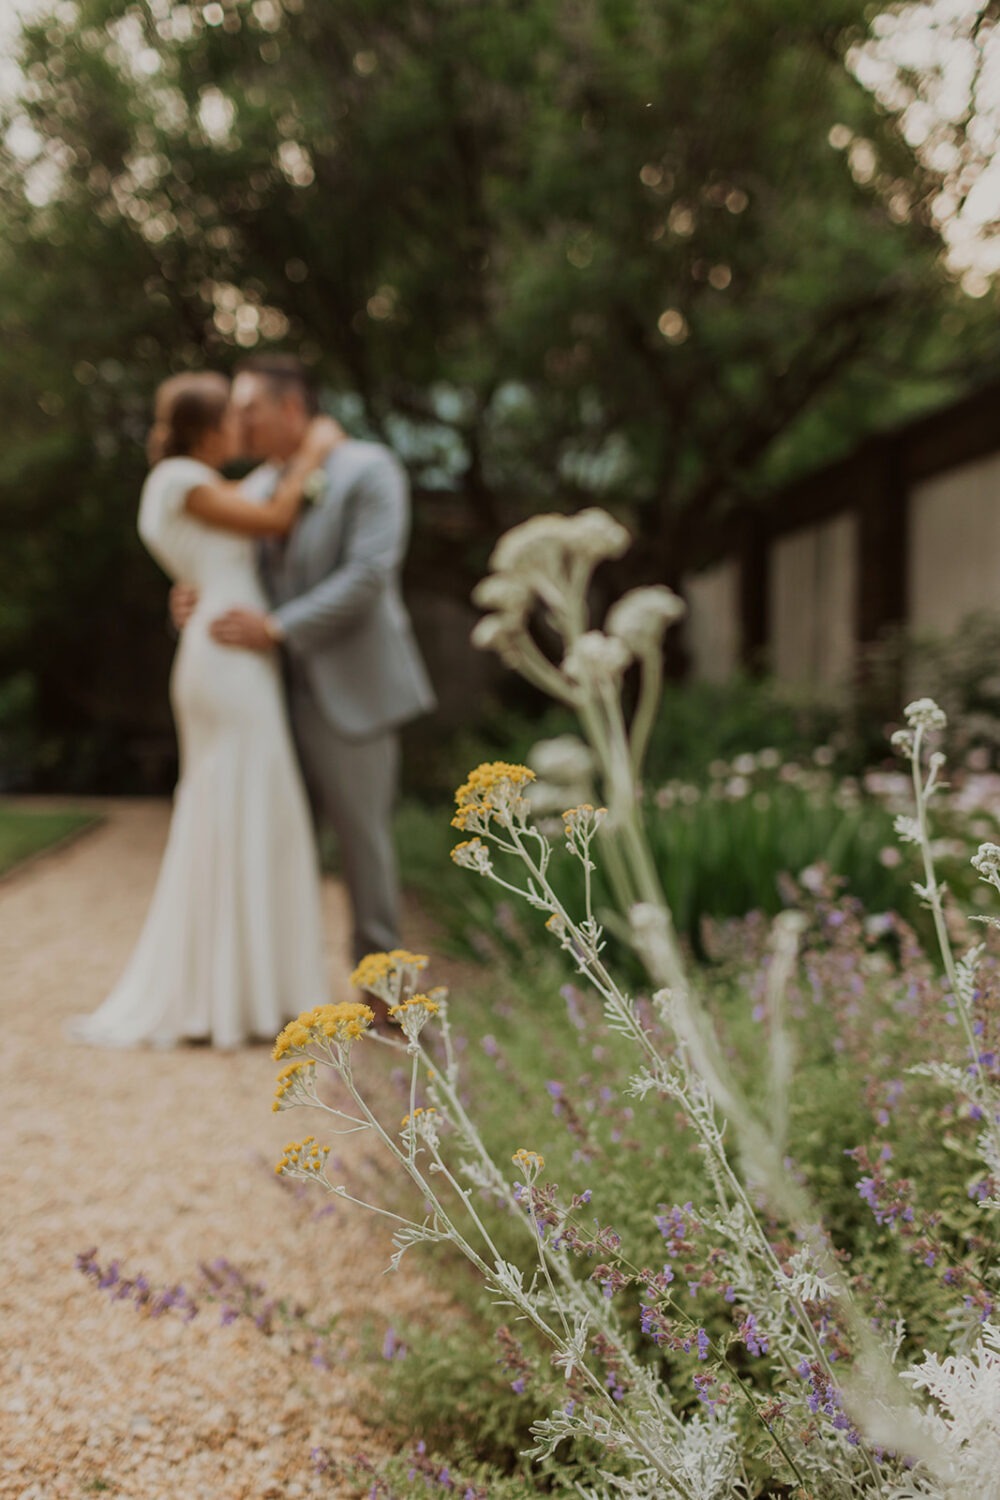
[71,370,339,1049]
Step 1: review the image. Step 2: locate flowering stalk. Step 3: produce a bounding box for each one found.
[266,514,1000,1497]
[464,511,915,1485]
[271,985,701,1496]
[893,700,1000,1164]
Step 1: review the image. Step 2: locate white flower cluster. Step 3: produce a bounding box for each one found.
[490,508,630,576]
[972,842,1000,882]
[475,507,629,626]
[530,734,594,785]
[891,728,915,757]
[563,630,632,687]
[605,585,686,653]
[904,698,947,733]
[470,509,686,715]
[527,734,595,816]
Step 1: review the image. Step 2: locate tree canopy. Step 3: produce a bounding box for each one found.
[1,0,997,784]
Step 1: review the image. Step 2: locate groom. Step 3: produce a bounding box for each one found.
[182,353,435,967]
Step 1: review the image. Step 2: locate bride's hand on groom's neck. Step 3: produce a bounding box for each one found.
[298,416,345,467]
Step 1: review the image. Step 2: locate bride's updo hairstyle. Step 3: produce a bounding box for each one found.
[147,371,230,465]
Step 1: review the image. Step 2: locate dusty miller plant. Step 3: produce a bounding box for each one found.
[271,510,1000,1499]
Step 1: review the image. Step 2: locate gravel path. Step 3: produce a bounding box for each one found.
[1,801,448,1499]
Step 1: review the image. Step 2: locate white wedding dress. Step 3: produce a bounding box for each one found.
[71,457,328,1049]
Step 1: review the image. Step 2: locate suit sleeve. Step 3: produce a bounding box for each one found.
[272,450,409,654]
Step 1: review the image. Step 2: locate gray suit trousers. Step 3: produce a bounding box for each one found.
[288,679,400,965]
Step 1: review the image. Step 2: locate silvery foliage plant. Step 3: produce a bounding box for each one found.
[272,510,1000,1499]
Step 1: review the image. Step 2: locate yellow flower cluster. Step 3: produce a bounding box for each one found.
[452,762,535,831]
[400,1106,437,1130]
[350,949,429,994]
[562,803,608,841]
[512,1148,545,1172]
[271,1059,315,1111]
[450,837,493,876]
[272,1001,374,1060]
[275,1136,330,1176]
[389,993,441,1019]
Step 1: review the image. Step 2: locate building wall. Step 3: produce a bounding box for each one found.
[769,513,857,690]
[679,390,1000,689]
[683,559,741,682]
[909,452,1000,638]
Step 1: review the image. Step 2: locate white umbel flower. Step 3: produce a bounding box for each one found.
[470,613,522,657]
[562,631,632,685]
[605,585,686,651]
[489,514,574,575]
[567,507,631,563]
[470,573,534,621]
[488,508,630,579]
[528,734,595,786]
[904,698,947,732]
[972,843,1000,880]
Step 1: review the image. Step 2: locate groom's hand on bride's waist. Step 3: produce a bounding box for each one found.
[211,607,284,652]
[169,583,199,631]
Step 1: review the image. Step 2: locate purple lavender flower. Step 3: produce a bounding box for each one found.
[382,1325,407,1360]
[692,1370,717,1412]
[737,1313,768,1358]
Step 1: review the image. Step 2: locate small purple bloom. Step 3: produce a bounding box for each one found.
[383,1325,407,1360]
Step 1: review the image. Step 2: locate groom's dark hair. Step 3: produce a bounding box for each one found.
[235,352,319,416]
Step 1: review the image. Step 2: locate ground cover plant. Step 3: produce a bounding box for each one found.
[0,803,96,876]
[269,509,1000,1497]
[397,714,1000,961]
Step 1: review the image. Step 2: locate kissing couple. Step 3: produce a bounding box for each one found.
[71,354,435,1049]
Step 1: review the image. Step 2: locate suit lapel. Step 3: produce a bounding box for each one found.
[287,464,347,589]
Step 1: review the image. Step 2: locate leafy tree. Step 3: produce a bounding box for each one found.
[1,0,996,783]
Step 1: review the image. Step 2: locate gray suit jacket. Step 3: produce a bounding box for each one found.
[250,441,436,740]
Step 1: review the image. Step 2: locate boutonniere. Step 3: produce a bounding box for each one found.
[302,467,330,508]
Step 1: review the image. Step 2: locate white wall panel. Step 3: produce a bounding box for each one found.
[909,453,1000,637]
[683,560,741,682]
[770,513,856,689]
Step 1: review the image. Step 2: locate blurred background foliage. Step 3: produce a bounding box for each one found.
[2,0,1000,789]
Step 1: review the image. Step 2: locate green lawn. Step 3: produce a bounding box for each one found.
[0,804,98,876]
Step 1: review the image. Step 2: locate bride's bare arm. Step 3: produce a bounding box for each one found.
[183,417,344,537]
